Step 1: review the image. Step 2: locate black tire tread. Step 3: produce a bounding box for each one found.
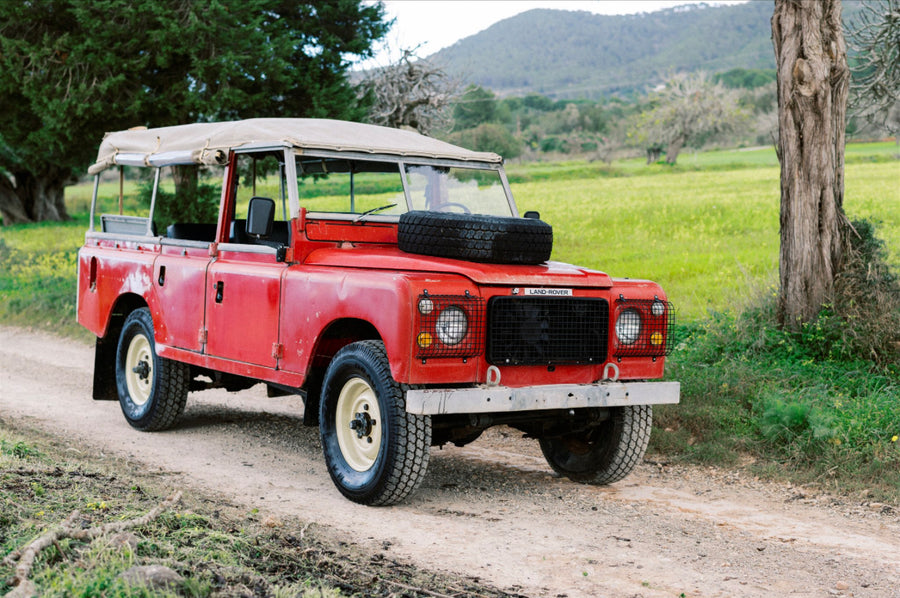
[540,405,652,485]
[398,211,552,265]
[320,340,431,506]
[117,308,189,432]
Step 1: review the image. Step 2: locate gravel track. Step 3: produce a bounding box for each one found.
[1,326,898,598]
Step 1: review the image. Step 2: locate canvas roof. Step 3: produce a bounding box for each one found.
[88,118,502,174]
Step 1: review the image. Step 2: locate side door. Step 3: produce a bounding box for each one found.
[204,150,290,368]
[150,166,219,352]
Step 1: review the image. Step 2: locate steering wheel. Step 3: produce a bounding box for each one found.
[436,202,471,214]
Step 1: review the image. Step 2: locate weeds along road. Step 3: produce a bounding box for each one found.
[1,326,898,598]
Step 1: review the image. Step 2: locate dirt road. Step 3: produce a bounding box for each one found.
[1,326,898,598]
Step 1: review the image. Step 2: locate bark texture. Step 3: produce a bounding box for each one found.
[0,168,70,225]
[772,0,850,329]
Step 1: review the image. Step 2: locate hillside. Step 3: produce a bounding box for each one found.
[427,2,789,98]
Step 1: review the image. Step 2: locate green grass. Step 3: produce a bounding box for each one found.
[0,218,91,338]
[518,161,899,320]
[655,307,900,502]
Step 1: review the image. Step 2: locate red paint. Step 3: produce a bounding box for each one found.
[78,149,673,399]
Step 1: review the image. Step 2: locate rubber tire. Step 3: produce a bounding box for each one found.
[398,211,552,265]
[115,308,189,431]
[539,405,652,485]
[319,341,431,505]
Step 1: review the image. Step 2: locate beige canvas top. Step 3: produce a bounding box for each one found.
[88,118,501,174]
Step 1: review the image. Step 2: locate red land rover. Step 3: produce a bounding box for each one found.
[77,118,679,505]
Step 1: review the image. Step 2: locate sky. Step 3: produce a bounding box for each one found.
[358,0,750,69]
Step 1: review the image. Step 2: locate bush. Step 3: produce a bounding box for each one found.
[447,124,523,159]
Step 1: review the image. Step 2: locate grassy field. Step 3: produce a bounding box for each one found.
[517,161,899,320]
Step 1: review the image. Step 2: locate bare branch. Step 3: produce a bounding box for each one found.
[359,48,459,135]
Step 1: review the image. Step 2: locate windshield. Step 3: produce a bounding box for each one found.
[404,165,513,217]
[293,155,515,218]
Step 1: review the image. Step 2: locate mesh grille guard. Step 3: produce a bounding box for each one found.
[613,298,676,357]
[415,294,486,359]
[486,297,609,365]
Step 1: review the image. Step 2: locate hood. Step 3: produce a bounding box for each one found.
[302,246,613,288]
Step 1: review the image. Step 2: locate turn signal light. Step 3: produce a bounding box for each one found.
[417,332,433,348]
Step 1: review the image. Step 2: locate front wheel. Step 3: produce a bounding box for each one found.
[319,341,431,505]
[539,405,652,485]
[115,308,188,431]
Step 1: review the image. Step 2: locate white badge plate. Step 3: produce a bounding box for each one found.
[521,288,573,297]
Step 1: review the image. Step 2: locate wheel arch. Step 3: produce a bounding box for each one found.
[92,293,150,401]
[300,317,383,426]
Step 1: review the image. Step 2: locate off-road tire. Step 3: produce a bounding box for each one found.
[115,308,189,431]
[398,211,552,265]
[319,341,431,505]
[539,405,652,485]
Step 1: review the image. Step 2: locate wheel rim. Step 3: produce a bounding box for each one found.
[335,376,382,472]
[125,333,153,406]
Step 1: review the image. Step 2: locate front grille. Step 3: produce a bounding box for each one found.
[487,297,609,365]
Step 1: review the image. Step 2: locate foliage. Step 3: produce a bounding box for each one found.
[430,2,777,98]
[714,68,777,89]
[360,48,457,135]
[657,289,900,500]
[0,0,388,224]
[453,85,498,130]
[848,0,900,131]
[446,123,523,159]
[628,71,749,164]
[139,182,222,231]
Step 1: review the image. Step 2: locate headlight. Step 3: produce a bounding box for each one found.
[418,297,434,315]
[615,308,641,345]
[435,306,468,345]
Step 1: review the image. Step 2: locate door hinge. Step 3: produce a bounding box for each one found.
[198,328,208,345]
[272,343,284,360]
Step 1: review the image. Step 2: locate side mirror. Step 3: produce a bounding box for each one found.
[246,197,275,238]
[523,210,541,220]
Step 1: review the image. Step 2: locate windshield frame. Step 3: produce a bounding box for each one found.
[290,149,518,220]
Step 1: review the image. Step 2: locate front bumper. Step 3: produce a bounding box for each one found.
[405,381,680,415]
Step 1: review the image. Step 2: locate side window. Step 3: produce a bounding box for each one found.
[296,157,407,216]
[229,152,290,246]
[154,165,222,242]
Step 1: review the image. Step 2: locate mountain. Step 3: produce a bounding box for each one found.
[427,2,777,98]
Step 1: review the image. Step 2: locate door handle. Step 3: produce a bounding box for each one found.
[215,281,224,303]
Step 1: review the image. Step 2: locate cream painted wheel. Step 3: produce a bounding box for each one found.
[335,377,382,471]
[124,333,153,406]
[115,308,189,431]
[320,341,431,505]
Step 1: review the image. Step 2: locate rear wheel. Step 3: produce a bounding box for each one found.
[539,405,652,485]
[320,341,431,505]
[115,308,188,431]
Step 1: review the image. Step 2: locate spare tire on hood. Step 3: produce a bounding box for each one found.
[398,211,552,265]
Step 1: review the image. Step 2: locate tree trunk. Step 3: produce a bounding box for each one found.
[0,168,70,225]
[665,134,686,164]
[772,0,850,330]
[172,165,199,202]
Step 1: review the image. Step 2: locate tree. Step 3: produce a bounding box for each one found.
[630,71,746,164]
[359,48,457,135]
[848,0,900,140]
[447,123,523,159]
[771,0,850,329]
[0,0,388,225]
[453,85,498,130]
